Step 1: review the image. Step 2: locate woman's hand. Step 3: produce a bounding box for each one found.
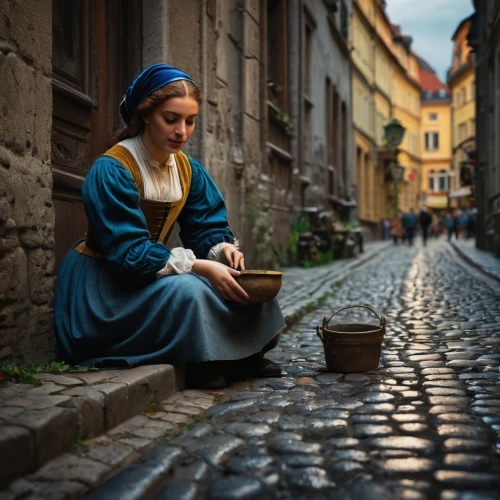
[220,246,245,270]
[192,260,249,305]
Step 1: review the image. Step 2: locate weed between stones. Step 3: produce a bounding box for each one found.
[0,361,99,386]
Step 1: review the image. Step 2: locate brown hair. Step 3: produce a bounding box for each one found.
[115,80,203,142]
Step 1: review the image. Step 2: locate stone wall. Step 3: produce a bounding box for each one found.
[0,0,55,363]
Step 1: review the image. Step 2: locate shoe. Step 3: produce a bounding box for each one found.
[245,357,282,378]
[186,363,227,390]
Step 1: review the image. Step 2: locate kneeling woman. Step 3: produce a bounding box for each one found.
[54,64,285,389]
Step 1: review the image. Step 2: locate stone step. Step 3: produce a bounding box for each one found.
[0,364,178,487]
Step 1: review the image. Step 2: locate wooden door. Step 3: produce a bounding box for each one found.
[51,0,142,272]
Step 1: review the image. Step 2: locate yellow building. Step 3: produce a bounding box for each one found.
[388,28,422,214]
[417,58,452,213]
[351,0,423,232]
[448,15,476,205]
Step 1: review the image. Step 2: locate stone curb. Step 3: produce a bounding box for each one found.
[0,365,177,486]
[450,241,500,284]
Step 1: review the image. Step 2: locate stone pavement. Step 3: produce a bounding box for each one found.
[0,240,390,490]
[2,238,500,499]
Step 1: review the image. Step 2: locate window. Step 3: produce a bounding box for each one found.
[438,89,447,98]
[458,122,468,142]
[326,79,338,170]
[429,113,437,121]
[340,1,349,40]
[425,132,439,151]
[438,173,447,191]
[267,0,288,109]
[429,169,448,192]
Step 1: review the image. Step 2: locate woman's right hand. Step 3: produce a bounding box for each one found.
[191,260,249,305]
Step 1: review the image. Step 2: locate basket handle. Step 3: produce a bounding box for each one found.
[324,305,386,329]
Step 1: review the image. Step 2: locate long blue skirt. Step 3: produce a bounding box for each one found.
[54,244,285,368]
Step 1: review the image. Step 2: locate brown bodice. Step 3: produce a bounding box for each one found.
[78,144,192,258]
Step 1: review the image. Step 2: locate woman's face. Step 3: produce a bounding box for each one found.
[143,96,199,156]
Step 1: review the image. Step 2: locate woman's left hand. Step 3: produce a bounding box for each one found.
[220,246,245,270]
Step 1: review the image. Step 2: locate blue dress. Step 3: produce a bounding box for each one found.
[54,154,285,367]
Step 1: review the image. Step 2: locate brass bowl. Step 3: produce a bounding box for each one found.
[235,270,284,304]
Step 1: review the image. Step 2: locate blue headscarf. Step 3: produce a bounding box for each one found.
[119,63,196,125]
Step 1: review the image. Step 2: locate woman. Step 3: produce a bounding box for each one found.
[54,64,285,389]
[388,216,404,245]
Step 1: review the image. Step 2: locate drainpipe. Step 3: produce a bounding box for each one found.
[289,0,303,211]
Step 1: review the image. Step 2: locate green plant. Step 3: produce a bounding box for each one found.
[0,365,41,386]
[155,428,176,443]
[212,393,225,404]
[142,401,164,415]
[288,216,312,263]
[72,438,89,454]
[0,362,98,386]
[317,249,333,266]
[342,219,360,230]
[275,108,295,135]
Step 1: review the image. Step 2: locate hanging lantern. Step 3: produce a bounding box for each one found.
[384,119,406,148]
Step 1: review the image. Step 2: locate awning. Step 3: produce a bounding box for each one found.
[426,193,448,209]
[449,186,472,198]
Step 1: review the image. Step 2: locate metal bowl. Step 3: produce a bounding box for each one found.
[235,270,284,304]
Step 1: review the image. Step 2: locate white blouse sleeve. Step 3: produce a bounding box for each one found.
[156,247,196,277]
[206,242,236,262]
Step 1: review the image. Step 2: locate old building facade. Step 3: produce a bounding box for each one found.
[351,0,422,232]
[470,1,500,256]
[298,0,353,218]
[0,0,354,363]
[447,15,476,209]
[417,58,452,214]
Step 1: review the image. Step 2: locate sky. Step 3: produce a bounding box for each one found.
[385,0,474,83]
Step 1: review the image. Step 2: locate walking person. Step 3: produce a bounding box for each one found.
[388,216,404,245]
[419,205,432,246]
[466,207,477,239]
[456,209,469,239]
[380,218,390,240]
[401,208,418,246]
[443,210,458,242]
[54,63,285,389]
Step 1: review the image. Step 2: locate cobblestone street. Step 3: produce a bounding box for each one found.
[80,240,500,500]
[3,240,500,500]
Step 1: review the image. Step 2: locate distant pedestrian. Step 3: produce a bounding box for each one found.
[401,208,418,246]
[443,210,458,242]
[419,205,432,246]
[465,207,477,239]
[388,217,404,245]
[457,209,469,238]
[382,218,391,240]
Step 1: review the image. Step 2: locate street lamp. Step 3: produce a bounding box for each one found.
[390,163,405,217]
[391,163,405,183]
[384,120,406,216]
[384,119,406,148]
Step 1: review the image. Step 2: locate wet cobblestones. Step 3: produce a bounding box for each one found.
[4,240,500,499]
